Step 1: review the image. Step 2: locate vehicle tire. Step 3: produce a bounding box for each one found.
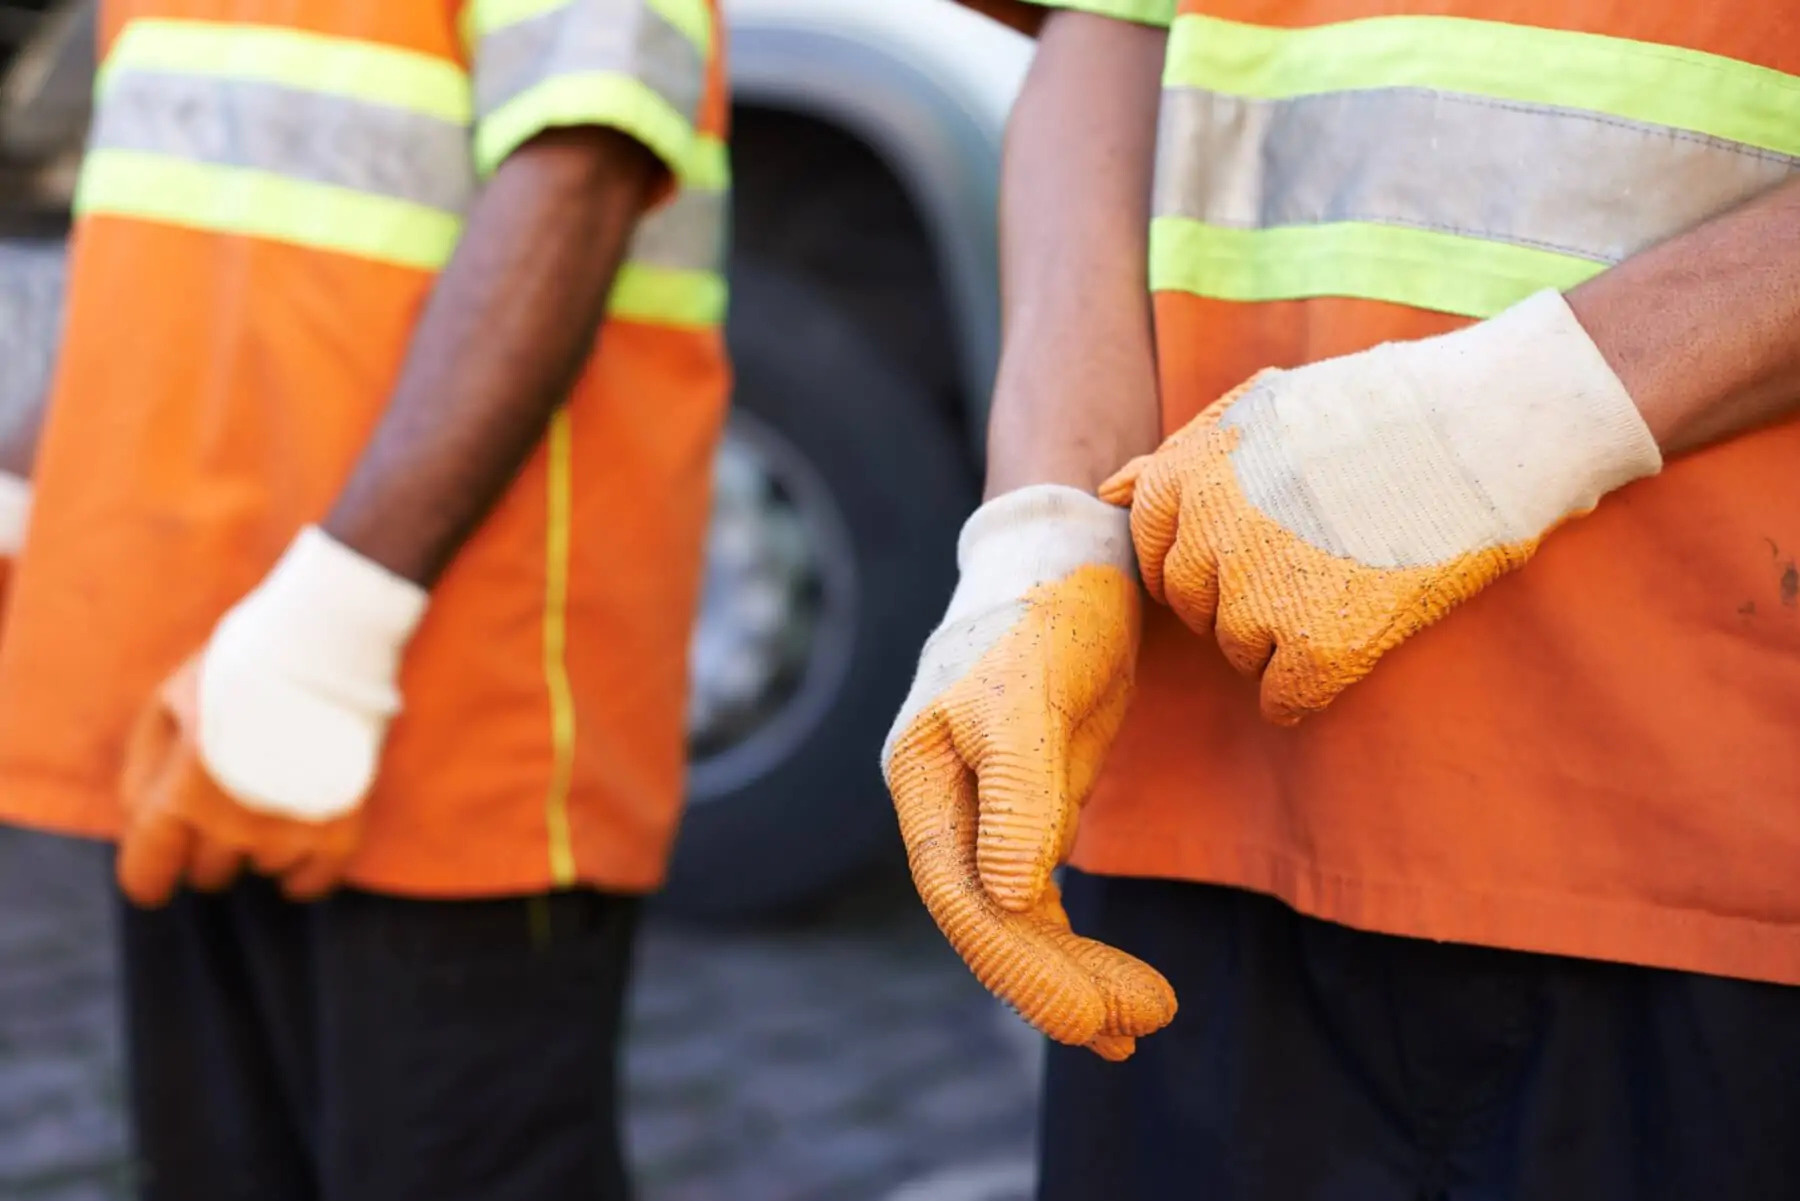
[659,260,976,920]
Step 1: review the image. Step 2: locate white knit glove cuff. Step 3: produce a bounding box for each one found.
[1407,288,1663,536]
[198,527,428,821]
[0,472,31,559]
[882,485,1131,770]
[1233,289,1662,570]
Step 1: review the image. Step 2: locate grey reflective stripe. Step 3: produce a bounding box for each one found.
[475,0,704,125]
[1155,85,1800,266]
[90,67,474,215]
[625,182,726,272]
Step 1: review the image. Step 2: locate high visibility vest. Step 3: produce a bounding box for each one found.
[1030,0,1800,984]
[0,0,732,897]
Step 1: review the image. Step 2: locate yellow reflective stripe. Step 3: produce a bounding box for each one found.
[100,18,470,124]
[542,407,578,887]
[467,0,710,54]
[684,131,729,190]
[608,261,726,327]
[74,149,460,271]
[1149,216,1604,319]
[1165,14,1800,157]
[474,71,694,177]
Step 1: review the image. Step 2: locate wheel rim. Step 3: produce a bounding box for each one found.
[685,409,859,802]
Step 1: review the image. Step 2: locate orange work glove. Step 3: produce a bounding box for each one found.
[1102,289,1663,725]
[883,485,1176,1060]
[116,527,427,906]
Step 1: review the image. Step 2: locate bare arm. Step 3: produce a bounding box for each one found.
[1570,177,1800,456]
[982,10,1167,498]
[324,126,661,585]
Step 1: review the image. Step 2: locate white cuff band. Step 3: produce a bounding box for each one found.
[944,484,1134,627]
[1419,289,1663,535]
[223,527,429,717]
[0,473,31,559]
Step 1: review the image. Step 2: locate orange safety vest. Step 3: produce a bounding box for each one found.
[1044,0,1800,983]
[0,0,731,897]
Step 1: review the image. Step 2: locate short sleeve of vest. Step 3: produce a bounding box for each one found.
[465,0,712,179]
[967,0,1174,29]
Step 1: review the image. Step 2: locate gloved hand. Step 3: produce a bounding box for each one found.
[883,485,1177,1060]
[1102,289,1662,725]
[116,527,426,906]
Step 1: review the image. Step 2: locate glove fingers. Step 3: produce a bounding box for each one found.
[1060,671,1134,857]
[1125,462,1183,607]
[968,710,1068,915]
[186,835,245,893]
[1041,921,1178,1040]
[280,851,345,902]
[116,812,194,909]
[1085,1033,1138,1062]
[1215,594,1276,679]
[963,569,1140,914]
[1160,509,1224,638]
[939,621,1069,915]
[278,811,361,901]
[893,722,1111,1047]
[247,830,312,879]
[1259,636,1368,726]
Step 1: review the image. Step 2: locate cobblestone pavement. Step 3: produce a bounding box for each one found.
[0,827,1041,1201]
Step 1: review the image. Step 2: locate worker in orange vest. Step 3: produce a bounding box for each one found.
[0,1,729,1197]
[886,1,1800,1196]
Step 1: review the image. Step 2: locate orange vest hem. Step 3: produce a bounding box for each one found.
[0,771,670,899]
[0,769,125,842]
[1069,833,1800,987]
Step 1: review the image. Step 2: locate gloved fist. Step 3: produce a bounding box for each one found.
[1102,289,1662,724]
[883,486,1176,1060]
[116,527,426,906]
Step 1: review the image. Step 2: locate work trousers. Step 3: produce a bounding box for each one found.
[1042,870,1800,1201]
[117,877,639,1201]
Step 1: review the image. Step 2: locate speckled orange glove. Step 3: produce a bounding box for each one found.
[883,485,1176,1060]
[1102,290,1662,724]
[116,528,426,906]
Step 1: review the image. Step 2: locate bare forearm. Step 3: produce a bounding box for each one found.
[1569,177,1800,457]
[325,127,661,585]
[983,11,1166,498]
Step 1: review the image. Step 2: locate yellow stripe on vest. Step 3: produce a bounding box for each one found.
[1165,13,1800,157]
[542,408,579,887]
[74,150,462,271]
[1149,217,1605,319]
